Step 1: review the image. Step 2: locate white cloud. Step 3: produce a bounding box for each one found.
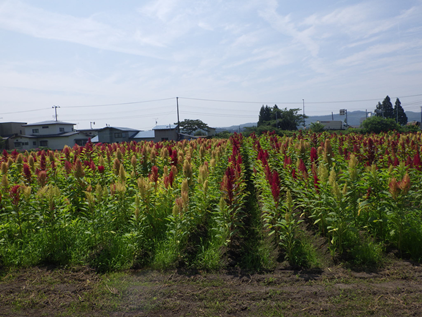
[258,2,320,56]
[336,41,421,66]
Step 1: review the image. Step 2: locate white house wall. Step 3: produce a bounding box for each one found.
[24,124,74,136]
[13,133,88,151]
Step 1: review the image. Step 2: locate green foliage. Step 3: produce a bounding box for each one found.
[213,131,233,139]
[258,105,306,130]
[309,122,325,133]
[402,124,421,133]
[361,116,400,133]
[394,98,408,125]
[242,126,296,137]
[374,96,395,119]
[177,119,210,135]
[194,130,207,136]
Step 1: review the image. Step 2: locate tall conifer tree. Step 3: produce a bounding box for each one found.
[394,98,408,125]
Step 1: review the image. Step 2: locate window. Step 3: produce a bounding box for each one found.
[114,133,122,138]
[25,142,28,145]
[39,140,48,147]
[75,139,88,146]
[59,127,65,132]
[14,142,23,148]
[32,129,39,133]
[42,126,49,129]
[161,137,169,141]
[33,141,37,146]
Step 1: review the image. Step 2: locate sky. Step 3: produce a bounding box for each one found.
[0,0,422,130]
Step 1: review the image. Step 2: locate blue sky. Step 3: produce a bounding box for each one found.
[1,0,421,130]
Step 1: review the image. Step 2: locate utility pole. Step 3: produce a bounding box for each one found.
[302,99,305,127]
[90,122,95,129]
[366,109,368,118]
[176,97,180,141]
[331,112,334,120]
[52,105,60,121]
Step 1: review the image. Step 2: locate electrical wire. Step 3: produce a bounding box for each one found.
[64,97,175,108]
[0,108,50,115]
[2,94,422,116]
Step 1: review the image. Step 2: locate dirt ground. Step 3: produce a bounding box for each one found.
[1,259,422,317]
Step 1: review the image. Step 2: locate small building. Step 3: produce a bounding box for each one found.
[207,127,217,137]
[153,124,178,142]
[10,120,89,150]
[77,128,100,139]
[0,122,27,149]
[316,120,343,130]
[132,130,155,142]
[96,127,140,143]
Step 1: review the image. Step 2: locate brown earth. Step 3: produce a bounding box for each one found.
[1,259,422,317]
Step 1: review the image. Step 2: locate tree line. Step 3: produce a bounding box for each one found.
[374,95,407,125]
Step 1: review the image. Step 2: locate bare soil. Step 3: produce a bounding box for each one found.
[1,259,422,317]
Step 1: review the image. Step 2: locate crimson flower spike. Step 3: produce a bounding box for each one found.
[310,147,318,163]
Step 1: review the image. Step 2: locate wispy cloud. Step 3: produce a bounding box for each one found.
[1,0,422,127]
[258,1,320,56]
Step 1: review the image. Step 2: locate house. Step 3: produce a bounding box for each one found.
[0,122,27,149]
[207,127,216,137]
[131,130,155,142]
[316,120,344,130]
[130,125,179,143]
[96,126,140,143]
[89,124,180,144]
[153,124,178,142]
[77,128,100,139]
[10,120,89,150]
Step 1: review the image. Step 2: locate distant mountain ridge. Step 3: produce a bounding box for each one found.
[216,111,421,132]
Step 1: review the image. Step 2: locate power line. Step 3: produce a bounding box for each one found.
[181,111,257,118]
[66,111,174,121]
[2,93,422,117]
[179,94,422,105]
[182,104,258,113]
[0,108,50,115]
[179,97,301,104]
[64,97,175,108]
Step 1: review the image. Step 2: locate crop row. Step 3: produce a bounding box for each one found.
[1,131,421,271]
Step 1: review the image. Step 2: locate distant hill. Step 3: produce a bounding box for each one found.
[215,122,256,133]
[304,110,420,127]
[216,111,420,131]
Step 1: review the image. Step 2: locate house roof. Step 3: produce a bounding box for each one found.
[14,132,82,139]
[22,120,76,127]
[77,128,101,132]
[153,124,178,130]
[99,126,140,132]
[132,130,155,139]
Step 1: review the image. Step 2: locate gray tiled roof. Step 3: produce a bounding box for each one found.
[132,130,155,139]
[22,120,76,126]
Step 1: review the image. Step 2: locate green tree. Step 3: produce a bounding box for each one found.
[276,107,305,130]
[176,119,210,135]
[258,105,305,130]
[394,98,408,125]
[374,96,394,119]
[361,116,400,133]
[258,105,272,126]
[309,122,325,133]
[213,130,233,139]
